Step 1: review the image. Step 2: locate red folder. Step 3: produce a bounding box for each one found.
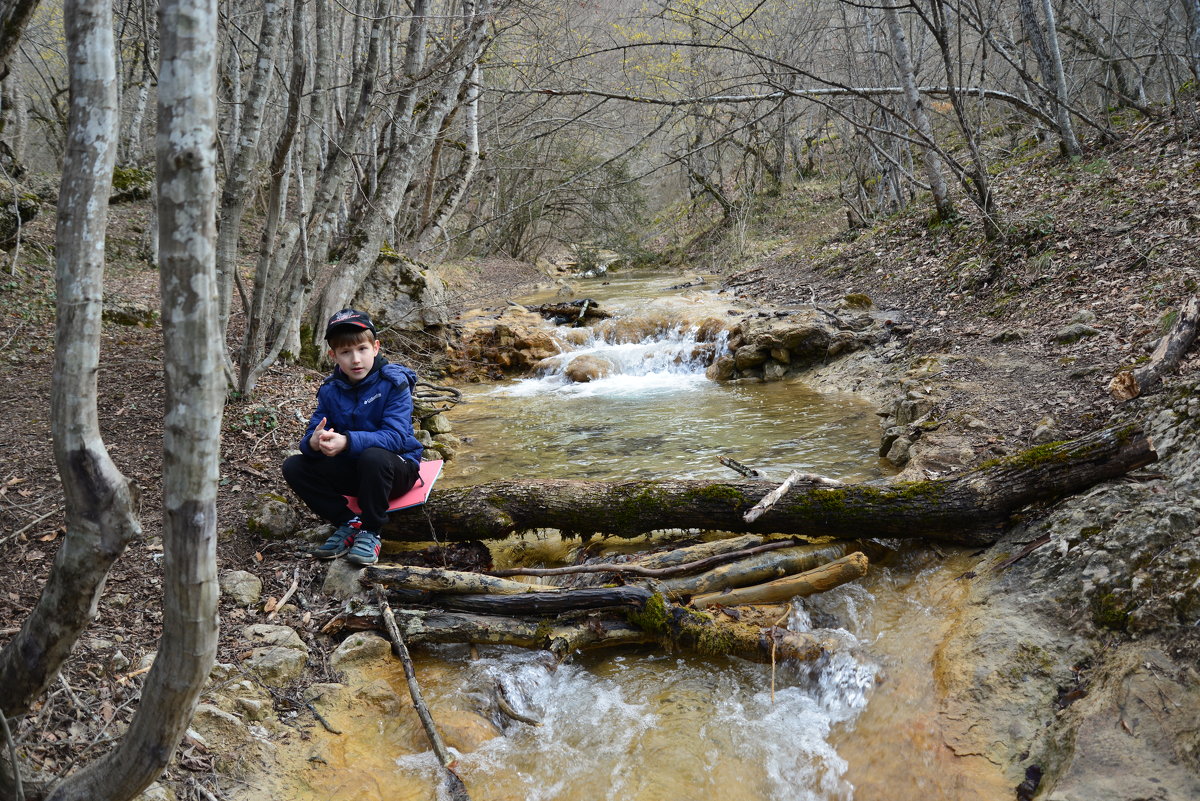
[344,459,443,515]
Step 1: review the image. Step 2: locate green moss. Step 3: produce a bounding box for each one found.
[533,617,555,644]
[784,482,946,517]
[112,165,153,192]
[1091,592,1130,631]
[843,292,872,309]
[299,323,321,368]
[627,592,670,636]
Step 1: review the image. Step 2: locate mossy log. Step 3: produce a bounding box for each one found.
[324,602,827,663]
[381,423,1155,546]
[691,552,869,608]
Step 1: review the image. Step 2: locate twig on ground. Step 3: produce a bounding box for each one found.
[372,583,471,801]
[304,702,343,735]
[268,567,300,621]
[1,710,24,801]
[0,509,58,546]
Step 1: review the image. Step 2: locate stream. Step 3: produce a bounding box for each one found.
[299,272,1007,801]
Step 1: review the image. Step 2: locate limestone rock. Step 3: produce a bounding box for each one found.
[564,354,612,382]
[353,255,451,331]
[241,624,308,684]
[421,412,453,435]
[102,299,159,327]
[1053,323,1101,344]
[321,558,367,600]
[220,570,263,607]
[432,433,461,459]
[246,494,299,540]
[330,632,392,671]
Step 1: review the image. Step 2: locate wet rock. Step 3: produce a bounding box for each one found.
[437,707,503,752]
[421,412,453,435]
[733,345,769,370]
[245,493,299,540]
[564,354,613,382]
[885,436,912,465]
[220,570,263,607]
[1053,323,1101,344]
[432,433,461,460]
[330,632,392,670]
[763,361,788,382]
[706,354,735,381]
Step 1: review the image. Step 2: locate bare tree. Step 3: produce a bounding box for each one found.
[0,0,135,764]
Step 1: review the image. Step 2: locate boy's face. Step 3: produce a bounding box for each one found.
[330,338,380,384]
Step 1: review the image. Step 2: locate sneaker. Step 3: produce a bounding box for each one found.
[345,529,381,566]
[313,519,360,559]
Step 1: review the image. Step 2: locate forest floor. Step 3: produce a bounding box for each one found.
[0,99,1197,796]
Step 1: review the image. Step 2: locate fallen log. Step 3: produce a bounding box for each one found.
[380,422,1155,546]
[1109,295,1200,400]
[655,541,867,600]
[325,603,828,663]
[691,552,869,608]
[364,565,557,594]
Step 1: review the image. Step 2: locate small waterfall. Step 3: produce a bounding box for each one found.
[504,321,729,398]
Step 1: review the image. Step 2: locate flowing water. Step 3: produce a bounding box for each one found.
[293,272,1005,801]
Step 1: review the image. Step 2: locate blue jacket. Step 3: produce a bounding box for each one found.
[298,356,425,464]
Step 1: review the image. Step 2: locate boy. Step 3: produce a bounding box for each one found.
[282,309,423,565]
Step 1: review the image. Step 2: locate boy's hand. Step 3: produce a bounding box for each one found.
[310,417,348,457]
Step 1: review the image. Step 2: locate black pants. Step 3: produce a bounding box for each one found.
[282,447,419,532]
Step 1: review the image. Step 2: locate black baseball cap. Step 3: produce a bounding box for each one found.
[324,308,376,340]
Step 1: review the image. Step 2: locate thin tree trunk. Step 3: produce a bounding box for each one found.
[215,0,284,344]
[1036,0,1082,156]
[413,62,482,257]
[48,0,222,797]
[883,2,955,222]
[1186,0,1200,80]
[0,0,133,731]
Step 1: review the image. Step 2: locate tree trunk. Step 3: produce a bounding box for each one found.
[48,0,223,797]
[379,422,1155,545]
[0,0,132,737]
[215,0,284,343]
[882,2,955,223]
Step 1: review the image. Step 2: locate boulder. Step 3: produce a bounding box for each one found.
[102,299,159,327]
[1053,323,1101,344]
[330,632,392,670]
[240,624,308,684]
[245,494,299,540]
[353,254,451,331]
[564,354,613,382]
[421,412,453,435]
[220,570,263,607]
